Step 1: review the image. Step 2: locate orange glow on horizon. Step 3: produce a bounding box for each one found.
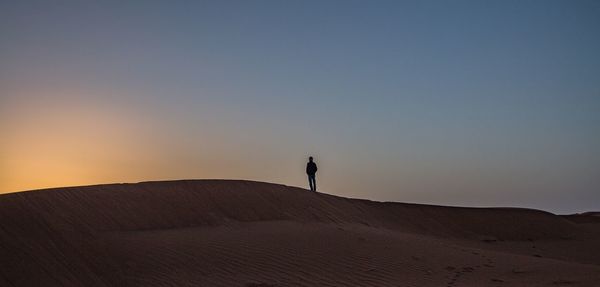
[0,87,284,193]
[1,89,164,193]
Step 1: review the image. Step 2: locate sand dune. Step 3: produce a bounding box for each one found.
[1,180,599,286]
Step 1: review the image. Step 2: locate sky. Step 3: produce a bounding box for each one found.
[1,0,599,214]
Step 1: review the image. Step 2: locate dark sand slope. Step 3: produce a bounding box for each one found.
[1,180,599,286]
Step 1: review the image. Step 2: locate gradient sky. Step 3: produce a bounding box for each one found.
[1,0,599,214]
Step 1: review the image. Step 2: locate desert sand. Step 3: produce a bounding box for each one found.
[1,180,599,286]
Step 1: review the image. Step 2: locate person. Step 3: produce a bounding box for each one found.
[306,156,318,191]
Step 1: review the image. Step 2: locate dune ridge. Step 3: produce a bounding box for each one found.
[1,180,599,286]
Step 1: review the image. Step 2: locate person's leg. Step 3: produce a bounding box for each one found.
[312,176,316,191]
[308,175,314,191]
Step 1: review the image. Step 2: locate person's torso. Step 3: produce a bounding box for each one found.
[307,162,317,174]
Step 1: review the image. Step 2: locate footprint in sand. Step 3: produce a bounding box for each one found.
[446,265,481,286]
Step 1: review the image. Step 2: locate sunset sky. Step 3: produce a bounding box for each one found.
[1,0,599,214]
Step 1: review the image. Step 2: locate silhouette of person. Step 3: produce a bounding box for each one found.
[306,156,318,191]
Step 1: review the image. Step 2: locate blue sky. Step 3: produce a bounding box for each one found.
[1,0,599,213]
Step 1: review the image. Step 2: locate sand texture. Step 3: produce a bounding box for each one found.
[1,180,599,286]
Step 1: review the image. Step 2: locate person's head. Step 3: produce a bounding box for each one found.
[309,156,313,162]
